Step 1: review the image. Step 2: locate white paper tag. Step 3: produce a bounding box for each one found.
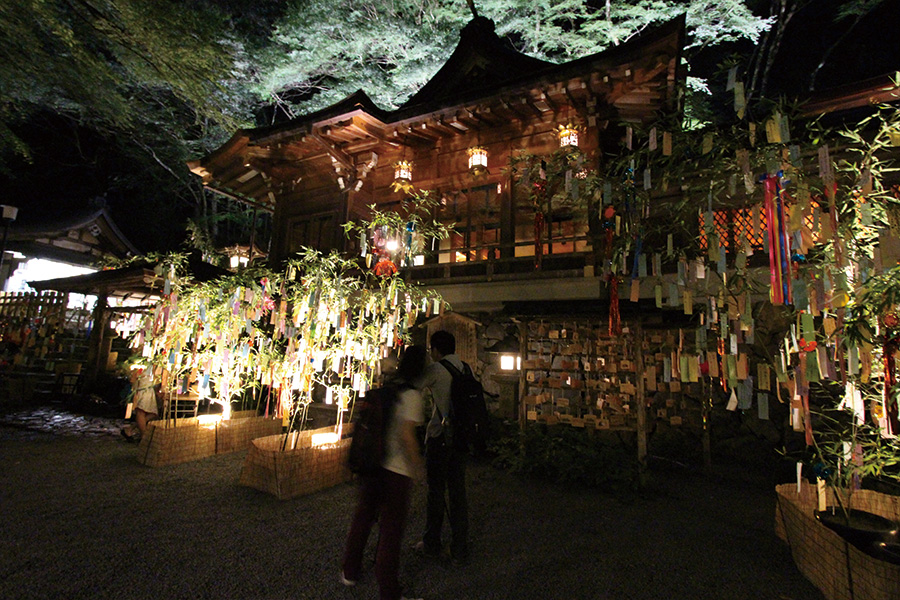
[726,389,738,411]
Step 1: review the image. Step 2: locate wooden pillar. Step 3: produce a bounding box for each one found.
[248,208,258,263]
[702,378,712,472]
[635,318,648,487]
[501,165,515,259]
[84,293,110,390]
[517,320,527,431]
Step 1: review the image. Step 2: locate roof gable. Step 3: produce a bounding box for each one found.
[9,206,141,266]
[400,17,552,111]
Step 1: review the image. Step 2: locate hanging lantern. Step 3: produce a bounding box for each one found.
[558,123,579,148]
[467,146,488,172]
[393,160,413,182]
[390,160,414,194]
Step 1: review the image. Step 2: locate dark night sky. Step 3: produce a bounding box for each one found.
[764,1,900,95]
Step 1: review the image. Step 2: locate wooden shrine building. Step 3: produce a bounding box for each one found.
[191,15,695,475]
[189,15,685,313]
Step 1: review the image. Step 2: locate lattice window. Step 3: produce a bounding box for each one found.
[698,197,820,254]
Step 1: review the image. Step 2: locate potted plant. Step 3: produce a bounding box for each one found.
[808,389,900,563]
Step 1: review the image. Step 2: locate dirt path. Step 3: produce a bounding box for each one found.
[0,411,823,600]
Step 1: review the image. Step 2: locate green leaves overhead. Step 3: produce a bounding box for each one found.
[0,0,245,160]
[253,0,772,116]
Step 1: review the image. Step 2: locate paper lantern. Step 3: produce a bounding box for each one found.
[467,146,488,171]
[391,160,414,193]
[558,123,579,148]
[393,160,413,182]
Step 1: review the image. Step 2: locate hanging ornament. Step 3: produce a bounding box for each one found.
[373,253,397,277]
[602,206,616,261]
[467,146,489,178]
[608,274,621,336]
[373,226,388,250]
[881,307,900,435]
[557,122,580,148]
[391,160,414,194]
[405,221,415,265]
[763,173,792,305]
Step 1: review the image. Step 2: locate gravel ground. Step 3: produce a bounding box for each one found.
[0,410,824,600]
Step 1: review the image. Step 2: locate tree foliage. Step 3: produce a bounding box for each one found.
[253,0,771,118]
[0,0,251,162]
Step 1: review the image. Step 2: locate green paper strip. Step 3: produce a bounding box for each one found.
[806,352,820,383]
[801,313,815,342]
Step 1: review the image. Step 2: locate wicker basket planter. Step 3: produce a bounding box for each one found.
[137,413,282,467]
[238,427,352,500]
[775,482,900,600]
[216,410,283,454]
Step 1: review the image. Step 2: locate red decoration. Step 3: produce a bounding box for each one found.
[602,206,616,260]
[763,175,792,305]
[608,274,621,336]
[797,339,818,353]
[373,256,397,277]
[883,334,900,436]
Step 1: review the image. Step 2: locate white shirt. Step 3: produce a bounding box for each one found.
[417,353,464,440]
[382,387,424,477]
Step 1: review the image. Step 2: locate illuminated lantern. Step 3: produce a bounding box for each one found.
[393,160,413,182]
[467,146,488,172]
[391,160,414,194]
[558,123,579,147]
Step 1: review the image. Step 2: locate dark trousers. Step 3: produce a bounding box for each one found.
[423,435,468,558]
[342,468,412,600]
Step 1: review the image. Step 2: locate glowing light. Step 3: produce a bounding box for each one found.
[393,160,413,182]
[558,123,579,147]
[467,146,488,170]
[385,239,399,252]
[197,414,222,428]
[312,432,340,447]
[500,355,521,371]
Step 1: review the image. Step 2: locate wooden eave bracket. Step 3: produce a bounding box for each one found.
[310,130,355,172]
[534,91,556,113]
[356,152,378,181]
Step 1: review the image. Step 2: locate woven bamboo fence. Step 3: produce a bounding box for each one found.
[775,482,900,600]
[239,426,352,500]
[137,412,282,467]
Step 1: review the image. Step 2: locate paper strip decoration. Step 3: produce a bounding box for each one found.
[763,174,792,305]
[758,393,769,420]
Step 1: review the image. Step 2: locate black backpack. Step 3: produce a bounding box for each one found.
[347,384,400,475]
[439,360,489,455]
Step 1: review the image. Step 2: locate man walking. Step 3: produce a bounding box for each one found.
[415,330,469,565]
